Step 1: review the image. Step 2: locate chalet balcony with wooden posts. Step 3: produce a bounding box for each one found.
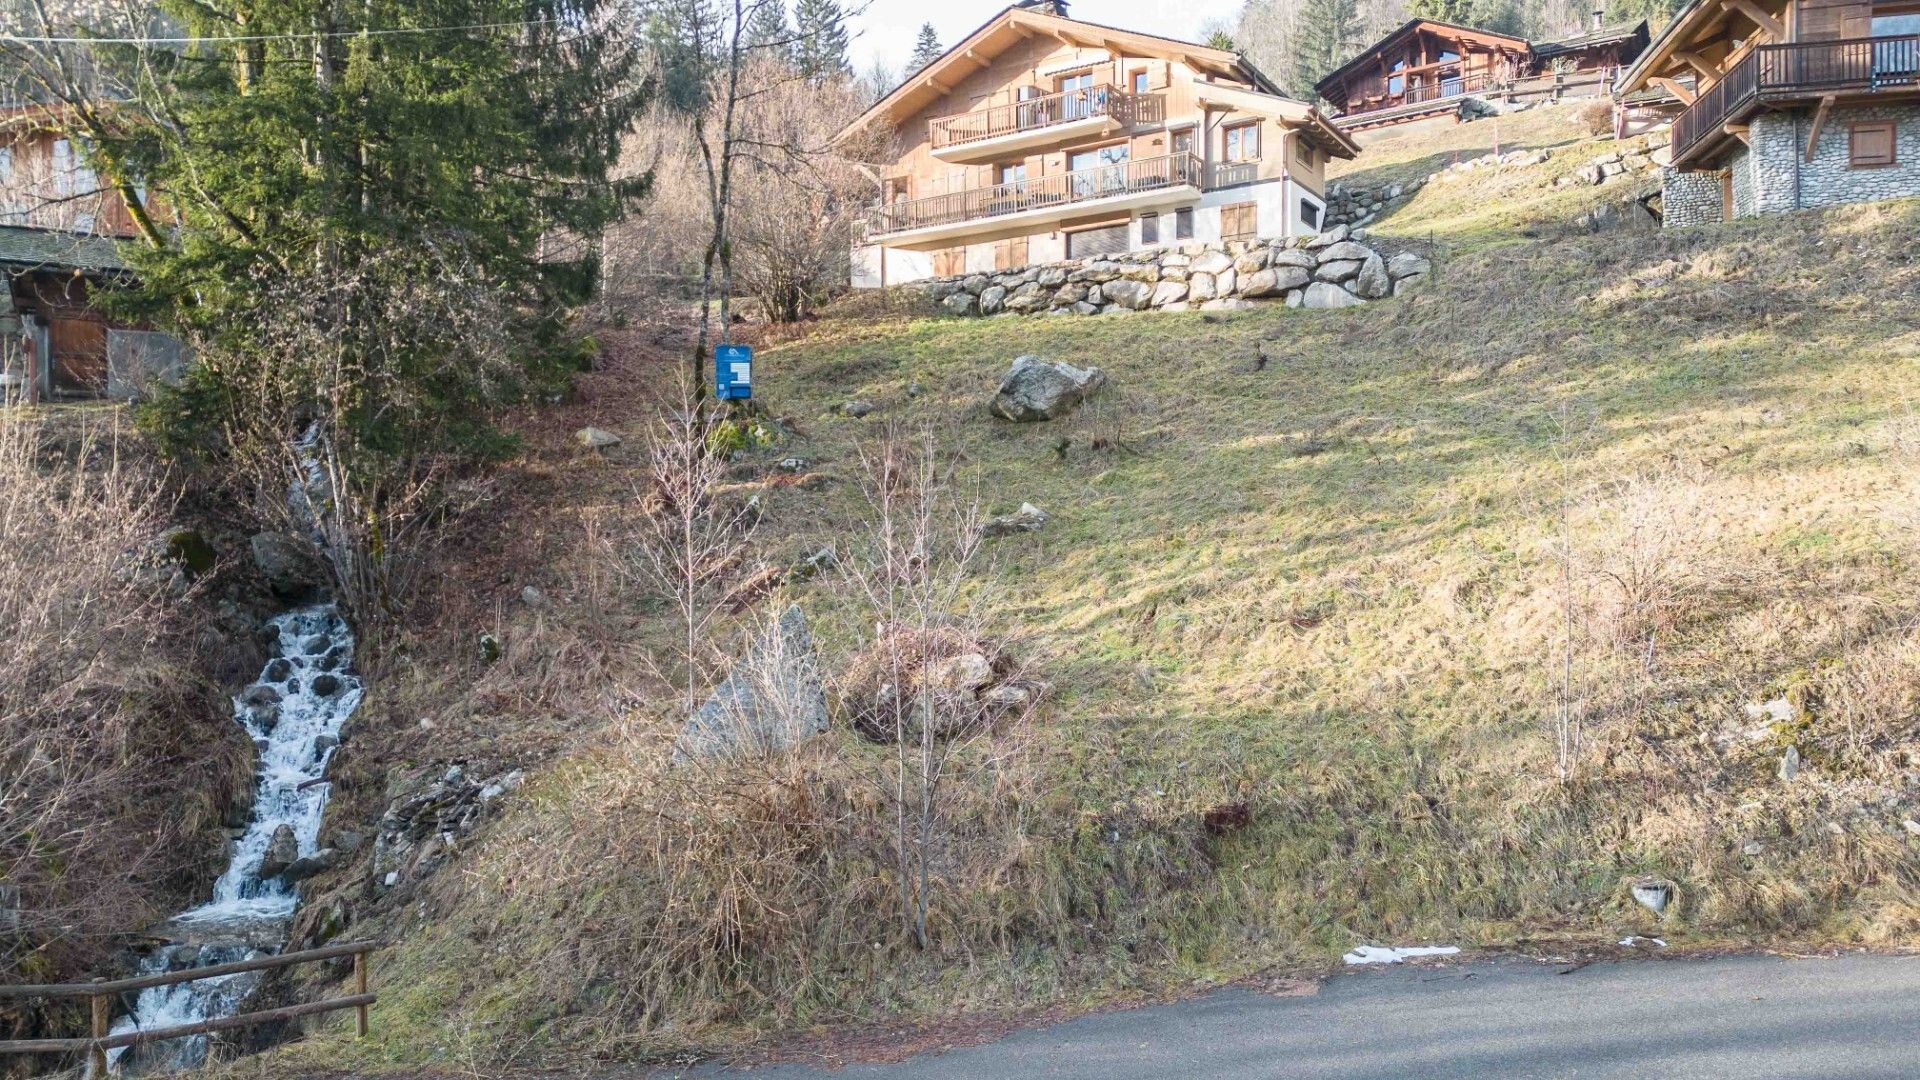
[926,84,1166,165]
[865,151,1203,242]
[1670,33,1920,166]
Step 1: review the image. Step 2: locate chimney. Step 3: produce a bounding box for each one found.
[1592,4,1605,30]
[1015,0,1069,16]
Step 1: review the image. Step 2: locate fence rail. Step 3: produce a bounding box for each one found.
[868,151,1202,236]
[0,940,380,1075]
[927,86,1162,149]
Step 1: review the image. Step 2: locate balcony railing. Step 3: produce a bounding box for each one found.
[928,85,1163,149]
[1672,33,1920,161]
[868,151,1202,236]
[1338,71,1495,118]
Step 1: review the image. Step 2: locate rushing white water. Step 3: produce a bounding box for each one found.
[107,606,362,1073]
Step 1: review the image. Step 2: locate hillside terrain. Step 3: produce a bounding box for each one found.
[207,103,1920,1074]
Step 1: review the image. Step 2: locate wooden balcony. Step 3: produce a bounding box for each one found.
[927,86,1164,163]
[1672,34,1920,165]
[867,151,1203,241]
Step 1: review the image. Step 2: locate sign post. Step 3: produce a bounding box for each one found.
[715,344,752,401]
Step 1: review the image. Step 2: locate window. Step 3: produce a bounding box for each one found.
[1069,143,1130,197]
[1299,198,1321,231]
[1175,206,1193,239]
[1066,223,1128,259]
[1132,68,1150,93]
[998,162,1028,188]
[1294,138,1315,169]
[1140,211,1159,243]
[1221,201,1257,241]
[1870,15,1920,77]
[1387,59,1406,96]
[1172,129,1194,156]
[1850,120,1897,167]
[1224,121,1260,163]
[1057,71,1093,92]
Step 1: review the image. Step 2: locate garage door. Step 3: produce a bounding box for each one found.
[1066,223,1128,259]
[50,318,108,397]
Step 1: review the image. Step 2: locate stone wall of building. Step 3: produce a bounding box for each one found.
[1747,103,1920,215]
[1728,143,1757,219]
[1661,167,1724,227]
[911,227,1432,318]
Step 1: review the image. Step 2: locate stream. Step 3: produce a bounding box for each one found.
[106,441,362,1074]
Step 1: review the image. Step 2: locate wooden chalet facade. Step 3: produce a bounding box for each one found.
[1617,0,1920,223]
[837,1,1359,287]
[0,100,176,402]
[1315,16,1650,130]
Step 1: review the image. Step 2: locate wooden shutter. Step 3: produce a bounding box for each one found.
[993,237,1029,271]
[1850,121,1896,167]
[932,247,965,277]
[1220,202,1258,241]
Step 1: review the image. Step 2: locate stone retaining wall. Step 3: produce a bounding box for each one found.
[915,226,1432,318]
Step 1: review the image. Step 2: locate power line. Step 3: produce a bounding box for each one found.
[1,18,556,46]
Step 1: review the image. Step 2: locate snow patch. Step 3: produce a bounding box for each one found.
[1342,945,1461,966]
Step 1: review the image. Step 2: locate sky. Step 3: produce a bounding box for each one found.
[844,0,1247,78]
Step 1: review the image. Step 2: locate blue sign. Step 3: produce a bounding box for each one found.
[715,344,752,400]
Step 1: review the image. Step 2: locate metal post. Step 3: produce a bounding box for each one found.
[352,952,368,1038]
[89,982,108,1078]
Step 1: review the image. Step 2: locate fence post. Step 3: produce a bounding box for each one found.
[88,981,108,1078]
[352,952,368,1039]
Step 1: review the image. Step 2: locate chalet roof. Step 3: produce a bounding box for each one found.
[1614,0,1717,94]
[0,225,131,274]
[836,4,1295,144]
[1531,19,1650,58]
[1312,19,1532,96]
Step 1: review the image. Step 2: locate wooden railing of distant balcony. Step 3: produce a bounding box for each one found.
[927,85,1163,149]
[1671,34,1920,162]
[867,151,1202,236]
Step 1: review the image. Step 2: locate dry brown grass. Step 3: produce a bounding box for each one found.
[0,411,249,1000]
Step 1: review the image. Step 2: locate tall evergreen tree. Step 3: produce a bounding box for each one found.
[909,23,943,72]
[745,0,796,64]
[1289,0,1361,94]
[112,0,649,460]
[793,0,852,82]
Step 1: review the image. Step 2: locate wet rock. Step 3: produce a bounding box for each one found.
[258,824,298,879]
[302,634,330,655]
[311,673,343,698]
[264,658,293,683]
[239,685,282,731]
[676,605,829,761]
[281,848,338,883]
[989,356,1108,422]
[250,533,325,600]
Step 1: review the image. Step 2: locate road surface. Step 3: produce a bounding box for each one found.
[680,952,1920,1079]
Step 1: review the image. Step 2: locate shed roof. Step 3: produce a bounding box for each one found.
[0,225,131,274]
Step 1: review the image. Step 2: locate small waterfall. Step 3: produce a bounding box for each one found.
[109,438,362,1074]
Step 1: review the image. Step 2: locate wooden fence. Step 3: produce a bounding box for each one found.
[0,940,379,1075]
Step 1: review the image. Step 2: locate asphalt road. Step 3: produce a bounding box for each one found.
[685,952,1920,1079]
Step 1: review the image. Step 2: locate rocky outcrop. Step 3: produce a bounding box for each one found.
[913,230,1431,319]
[983,503,1048,537]
[370,763,525,890]
[249,532,326,600]
[990,357,1107,422]
[675,605,830,761]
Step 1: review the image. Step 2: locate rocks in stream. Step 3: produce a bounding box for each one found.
[257,824,298,880]
[238,686,282,731]
[989,356,1108,422]
[675,605,829,761]
[249,533,326,600]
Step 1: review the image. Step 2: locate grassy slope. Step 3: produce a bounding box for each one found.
[266,104,1920,1072]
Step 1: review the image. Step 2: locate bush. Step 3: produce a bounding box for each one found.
[1575,99,1615,137]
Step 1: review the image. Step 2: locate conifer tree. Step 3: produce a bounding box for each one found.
[793,0,852,82]
[909,23,943,72]
[745,0,796,63]
[1289,0,1361,93]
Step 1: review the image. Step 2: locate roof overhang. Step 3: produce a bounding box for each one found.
[835,5,1263,146]
[1192,82,1362,158]
[1616,0,1770,95]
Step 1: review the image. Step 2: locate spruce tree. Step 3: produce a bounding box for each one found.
[793,0,852,82]
[745,0,796,64]
[112,0,648,460]
[909,23,943,72]
[1290,0,1360,94]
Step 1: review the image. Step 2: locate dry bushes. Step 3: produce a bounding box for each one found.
[0,415,245,988]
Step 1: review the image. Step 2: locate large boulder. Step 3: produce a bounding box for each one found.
[1190,250,1234,275]
[941,291,977,316]
[1387,252,1432,280]
[1241,265,1311,297]
[1315,240,1372,263]
[1302,281,1365,309]
[258,824,298,880]
[1101,278,1153,310]
[250,532,325,600]
[675,605,829,761]
[990,356,1108,422]
[1270,248,1316,270]
[978,284,1008,314]
[1314,259,1363,283]
[1150,280,1189,308]
[1352,253,1392,300]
